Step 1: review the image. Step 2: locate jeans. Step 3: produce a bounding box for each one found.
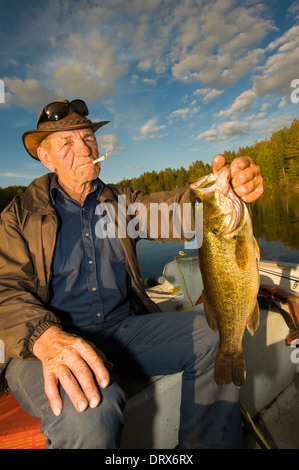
[5,306,242,449]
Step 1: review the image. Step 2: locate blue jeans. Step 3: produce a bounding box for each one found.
[5,306,242,449]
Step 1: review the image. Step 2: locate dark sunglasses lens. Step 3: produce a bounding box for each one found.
[45,102,69,121]
[71,99,89,116]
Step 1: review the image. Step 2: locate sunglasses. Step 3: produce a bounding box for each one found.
[37,99,89,127]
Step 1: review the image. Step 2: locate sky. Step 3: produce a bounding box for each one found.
[0,0,298,188]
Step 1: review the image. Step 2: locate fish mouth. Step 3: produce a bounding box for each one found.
[190,164,244,237]
[189,173,216,192]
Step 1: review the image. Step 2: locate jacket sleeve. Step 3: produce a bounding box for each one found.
[0,200,61,365]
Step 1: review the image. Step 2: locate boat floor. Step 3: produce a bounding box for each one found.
[243,374,299,449]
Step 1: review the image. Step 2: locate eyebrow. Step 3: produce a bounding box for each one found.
[57,132,95,142]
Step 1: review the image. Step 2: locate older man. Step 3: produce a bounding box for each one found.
[0,99,263,449]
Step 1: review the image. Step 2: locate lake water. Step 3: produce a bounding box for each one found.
[136,190,299,279]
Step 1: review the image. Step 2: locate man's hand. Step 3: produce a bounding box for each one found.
[213,154,263,203]
[33,326,113,416]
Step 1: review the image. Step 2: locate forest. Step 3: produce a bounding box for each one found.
[118,118,299,193]
[0,118,298,212]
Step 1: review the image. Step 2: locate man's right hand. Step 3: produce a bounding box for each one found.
[32,326,113,416]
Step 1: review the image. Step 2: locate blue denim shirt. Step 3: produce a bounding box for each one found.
[49,176,131,335]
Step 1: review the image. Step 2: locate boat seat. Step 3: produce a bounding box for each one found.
[0,391,46,449]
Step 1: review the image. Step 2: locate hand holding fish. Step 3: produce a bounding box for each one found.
[213,154,263,203]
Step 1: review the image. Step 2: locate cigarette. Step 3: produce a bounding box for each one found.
[92,155,109,164]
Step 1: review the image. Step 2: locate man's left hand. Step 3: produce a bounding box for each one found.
[213,154,264,203]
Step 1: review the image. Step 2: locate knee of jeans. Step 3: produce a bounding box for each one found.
[46,382,126,449]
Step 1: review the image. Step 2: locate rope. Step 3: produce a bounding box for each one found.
[240,404,270,449]
[174,252,193,308]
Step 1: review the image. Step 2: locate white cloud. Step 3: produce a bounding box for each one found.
[127,165,146,170]
[278,97,287,108]
[133,118,167,140]
[196,127,218,142]
[171,1,274,86]
[253,25,299,95]
[4,77,58,109]
[193,88,224,103]
[168,106,200,122]
[4,31,126,108]
[215,90,256,117]
[51,33,126,99]
[141,78,157,86]
[196,120,252,141]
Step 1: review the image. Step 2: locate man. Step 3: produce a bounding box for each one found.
[0,99,263,449]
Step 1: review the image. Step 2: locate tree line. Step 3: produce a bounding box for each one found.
[118,118,299,193]
[0,118,298,212]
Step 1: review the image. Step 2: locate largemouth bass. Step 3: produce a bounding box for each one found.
[190,164,260,387]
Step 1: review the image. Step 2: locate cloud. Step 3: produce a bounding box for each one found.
[253,25,299,96]
[51,33,126,99]
[127,165,146,170]
[96,134,126,154]
[168,106,200,122]
[141,78,157,86]
[4,31,126,109]
[133,119,167,140]
[4,77,58,109]
[215,90,256,117]
[0,172,36,179]
[196,120,252,141]
[170,0,274,87]
[193,88,224,103]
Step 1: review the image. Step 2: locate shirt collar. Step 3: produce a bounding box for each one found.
[50,174,104,206]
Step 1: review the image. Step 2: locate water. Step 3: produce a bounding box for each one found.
[136,190,299,279]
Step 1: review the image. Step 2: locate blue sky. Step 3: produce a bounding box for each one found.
[0,0,298,188]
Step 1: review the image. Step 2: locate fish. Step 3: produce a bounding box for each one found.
[189,164,260,387]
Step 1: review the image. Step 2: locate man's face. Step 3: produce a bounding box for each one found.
[39,128,100,185]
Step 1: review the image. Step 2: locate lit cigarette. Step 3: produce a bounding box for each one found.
[92,155,109,164]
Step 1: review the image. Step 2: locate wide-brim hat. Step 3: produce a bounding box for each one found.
[22,100,109,160]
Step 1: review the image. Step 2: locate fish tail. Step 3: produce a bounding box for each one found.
[214,350,246,387]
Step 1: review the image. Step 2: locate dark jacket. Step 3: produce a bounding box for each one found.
[0,173,194,389]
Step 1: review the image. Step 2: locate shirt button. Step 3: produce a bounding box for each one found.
[91,287,97,292]
[89,260,93,264]
[97,313,101,317]
[85,233,90,237]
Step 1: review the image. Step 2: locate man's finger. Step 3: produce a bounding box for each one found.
[212,154,226,173]
[76,340,111,389]
[57,363,91,413]
[43,372,63,416]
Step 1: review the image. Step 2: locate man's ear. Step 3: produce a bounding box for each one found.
[37,146,56,172]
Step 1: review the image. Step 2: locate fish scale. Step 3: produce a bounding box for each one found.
[190,164,260,387]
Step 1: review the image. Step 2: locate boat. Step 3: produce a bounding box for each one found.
[120,254,299,449]
[1,255,298,449]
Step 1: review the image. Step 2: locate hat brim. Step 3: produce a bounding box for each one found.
[22,121,109,160]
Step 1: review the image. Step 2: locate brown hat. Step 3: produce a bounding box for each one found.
[22,99,109,160]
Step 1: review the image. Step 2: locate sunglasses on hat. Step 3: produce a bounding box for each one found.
[37,99,89,128]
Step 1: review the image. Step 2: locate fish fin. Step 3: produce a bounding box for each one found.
[246,300,260,336]
[235,235,249,271]
[215,350,246,387]
[203,293,218,332]
[253,237,260,261]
